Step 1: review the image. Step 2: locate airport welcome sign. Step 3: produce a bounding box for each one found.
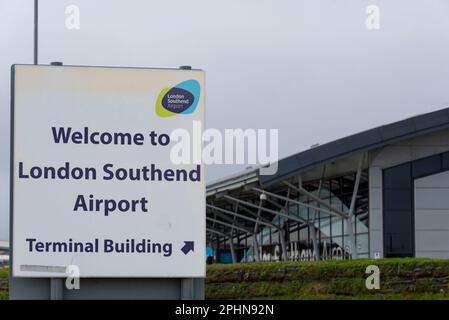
[11,65,205,277]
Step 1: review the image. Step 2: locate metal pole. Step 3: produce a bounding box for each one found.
[347,155,364,259]
[311,174,325,261]
[279,228,289,261]
[283,181,347,218]
[207,227,238,263]
[223,195,307,224]
[254,186,346,218]
[280,189,291,262]
[50,278,63,300]
[34,0,38,65]
[206,217,252,234]
[252,204,263,262]
[210,203,288,261]
[309,224,320,261]
[229,239,236,263]
[33,3,64,298]
[180,278,194,300]
[253,234,260,262]
[257,197,290,261]
[298,176,320,261]
[207,204,277,229]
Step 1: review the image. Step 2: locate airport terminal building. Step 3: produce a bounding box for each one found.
[206,108,449,263]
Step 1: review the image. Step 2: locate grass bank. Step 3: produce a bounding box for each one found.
[206,258,449,300]
[0,268,8,300]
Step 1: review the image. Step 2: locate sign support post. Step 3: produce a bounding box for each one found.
[50,278,63,300]
[33,0,38,65]
[181,278,194,300]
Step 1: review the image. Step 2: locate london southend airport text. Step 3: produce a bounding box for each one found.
[17,162,201,217]
[17,127,201,216]
[18,126,202,184]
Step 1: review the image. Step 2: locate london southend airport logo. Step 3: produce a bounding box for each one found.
[155,80,200,117]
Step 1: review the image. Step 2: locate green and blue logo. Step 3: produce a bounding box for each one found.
[156,80,200,117]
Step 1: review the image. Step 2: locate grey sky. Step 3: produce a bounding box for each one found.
[2,0,449,240]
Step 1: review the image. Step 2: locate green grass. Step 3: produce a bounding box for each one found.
[206,258,449,300]
[0,268,7,278]
[0,267,8,300]
[248,292,449,300]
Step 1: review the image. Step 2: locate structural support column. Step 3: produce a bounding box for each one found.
[181,278,194,300]
[253,203,262,262]
[309,224,320,261]
[207,227,240,263]
[296,176,320,261]
[283,182,347,218]
[279,228,288,262]
[263,198,289,261]
[212,202,289,261]
[253,235,260,262]
[279,189,291,262]
[50,278,63,300]
[34,0,38,65]
[310,171,326,261]
[223,193,309,261]
[346,155,364,259]
[253,187,344,218]
[229,236,236,263]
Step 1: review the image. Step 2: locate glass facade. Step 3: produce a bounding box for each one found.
[210,150,449,263]
[237,170,370,262]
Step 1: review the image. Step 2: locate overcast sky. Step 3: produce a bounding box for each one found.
[2,0,449,240]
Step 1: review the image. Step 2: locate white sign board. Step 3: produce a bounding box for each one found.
[11,65,205,277]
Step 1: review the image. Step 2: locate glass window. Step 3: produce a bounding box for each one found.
[383,163,413,257]
[383,189,412,211]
